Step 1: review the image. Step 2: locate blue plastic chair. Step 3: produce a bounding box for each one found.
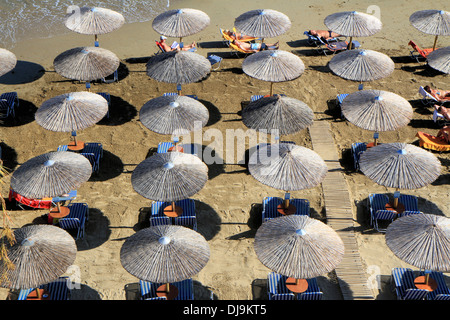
[139,278,194,300]
[151,199,195,218]
[149,215,171,227]
[399,210,422,217]
[250,93,286,102]
[336,84,364,118]
[351,142,367,170]
[368,193,389,227]
[262,196,310,222]
[18,277,71,300]
[101,69,118,83]
[0,92,19,119]
[173,216,198,231]
[157,142,199,157]
[59,202,89,240]
[58,143,103,173]
[97,92,111,118]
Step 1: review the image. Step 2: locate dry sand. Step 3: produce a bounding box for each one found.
[0,0,449,302]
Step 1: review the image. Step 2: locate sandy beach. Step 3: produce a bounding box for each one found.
[0,0,449,303]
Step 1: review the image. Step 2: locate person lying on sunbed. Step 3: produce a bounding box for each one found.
[222,29,257,41]
[309,30,342,41]
[435,104,450,121]
[424,85,450,102]
[437,126,450,143]
[159,36,196,52]
[233,39,279,53]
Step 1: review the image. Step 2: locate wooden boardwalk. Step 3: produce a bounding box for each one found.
[309,121,375,300]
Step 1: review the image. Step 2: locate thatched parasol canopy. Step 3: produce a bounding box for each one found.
[386,214,450,271]
[242,95,314,135]
[10,151,92,199]
[36,92,108,132]
[324,11,382,37]
[64,6,125,35]
[410,10,450,50]
[146,50,211,85]
[254,215,344,279]
[140,95,209,135]
[328,49,395,81]
[131,151,208,202]
[53,46,120,82]
[427,46,450,74]
[0,48,17,77]
[120,224,210,283]
[341,90,413,132]
[248,142,327,192]
[234,9,291,39]
[152,8,210,39]
[0,225,77,290]
[358,143,441,190]
[242,50,304,95]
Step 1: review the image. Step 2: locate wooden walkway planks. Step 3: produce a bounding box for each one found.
[309,121,375,300]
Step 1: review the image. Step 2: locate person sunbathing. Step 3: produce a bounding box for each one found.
[435,104,450,121]
[424,85,450,102]
[233,39,279,53]
[437,126,450,143]
[222,29,257,41]
[159,36,196,52]
[309,29,342,41]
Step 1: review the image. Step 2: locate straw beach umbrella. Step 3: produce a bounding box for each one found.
[242,95,314,135]
[341,90,413,146]
[324,11,382,50]
[131,152,208,216]
[328,49,395,82]
[254,215,344,293]
[152,8,210,43]
[146,50,211,95]
[0,224,76,299]
[10,151,92,199]
[120,224,210,299]
[242,50,305,96]
[359,142,441,210]
[0,48,17,77]
[386,214,450,290]
[409,10,450,51]
[64,6,125,46]
[140,95,209,135]
[427,46,450,74]
[234,9,291,42]
[248,143,327,214]
[53,46,120,83]
[36,92,109,150]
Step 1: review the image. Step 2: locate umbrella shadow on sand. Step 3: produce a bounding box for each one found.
[123,280,216,300]
[0,99,38,127]
[0,61,45,85]
[77,208,112,250]
[355,194,447,233]
[97,95,138,126]
[0,141,18,172]
[89,149,124,182]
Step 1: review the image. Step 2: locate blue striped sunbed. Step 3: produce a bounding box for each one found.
[398,194,419,212]
[262,196,310,222]
[97,92,111,118]
[58,142,103,173]
[139,278,194,300]
[391,268,429,300]
[18,277,71,300]
[207,54,223,70]
[157,142,199,157]
[250,93,286,102]
[351,142,367,170]
[421,271,450,300]
[368,193,389,227]
[267,272,322,300]
[163,92,198,100]
[371,210,398,233]
[59,202,89,240]
[0,92,19,118]
[150,199,197,229]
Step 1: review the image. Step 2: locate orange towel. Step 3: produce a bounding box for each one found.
[416,131,450,152]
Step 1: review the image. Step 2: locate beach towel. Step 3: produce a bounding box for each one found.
[416,131,450,152]
[9,189,53,209]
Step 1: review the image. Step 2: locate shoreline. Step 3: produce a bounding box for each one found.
[0,0,449,301]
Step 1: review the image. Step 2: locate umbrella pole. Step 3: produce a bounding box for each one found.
[348,37,353,50]
[270,82,274,96]
[432,35,438,51]
[95,34,99,47]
